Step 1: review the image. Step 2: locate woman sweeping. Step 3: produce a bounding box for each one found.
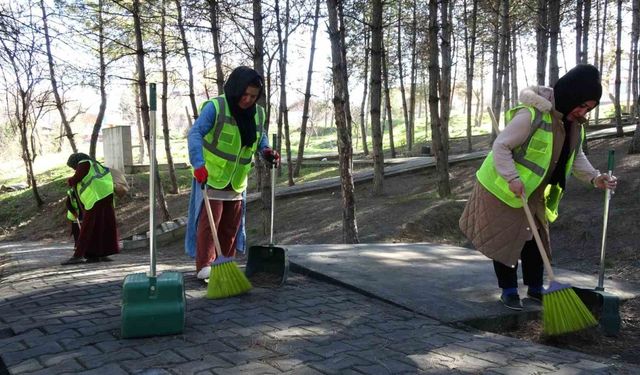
[61,153,119,265]
[459,64,618,311]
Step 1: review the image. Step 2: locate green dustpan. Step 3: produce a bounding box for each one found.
[121,83,185,339]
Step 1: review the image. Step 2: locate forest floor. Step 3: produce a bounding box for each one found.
[3,133,640,365]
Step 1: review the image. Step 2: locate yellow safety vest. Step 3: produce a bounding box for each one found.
[75,160,114,210]
[476,105,584,222]
[198,96,265,193]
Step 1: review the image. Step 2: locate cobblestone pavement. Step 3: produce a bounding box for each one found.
[0,241,637,374]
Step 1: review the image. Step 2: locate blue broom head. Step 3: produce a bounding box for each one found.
[212,254,233,265]
[544,280,571,294]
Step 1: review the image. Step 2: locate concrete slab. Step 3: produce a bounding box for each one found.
[287,243,640,323]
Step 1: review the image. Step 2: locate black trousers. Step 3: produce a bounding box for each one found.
[493,238,544,290]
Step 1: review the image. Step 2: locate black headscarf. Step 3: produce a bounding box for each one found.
[553,64,602,119]
[549,64,602,189]
[223,66,264,147]
[66,153,93,169]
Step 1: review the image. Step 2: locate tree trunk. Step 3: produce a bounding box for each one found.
[536,0,549,86]
[576,0,584,65]
[90,0,107,159]
[429,0,451,198]
[630,0,640,154]
[253,0,271,237]
[370,0,384,195]
[208,0,225,95]
[382,43,396,158]
[548,0,560,86]
[175,0,198,120]
[359,17,370,156]
[294,0,320,177]
[161,0,178,194]
[491,0,504,137]
[510,31,518,108]
[439,0,452,197]
[397,0,411,152]
[408,0,418,150]
[614,0,624,136]
[132,0,170,222]
[275,0,294,186]
[499,0,510,122]
[464,0,478,152]
[327,0,359,244]
[40,0,77,154]
[338,2,354,158]
[582,0,591,63]
[136,83,144,164]
[594,0,609,127]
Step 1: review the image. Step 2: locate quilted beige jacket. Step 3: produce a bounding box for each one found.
[459,86,599,267]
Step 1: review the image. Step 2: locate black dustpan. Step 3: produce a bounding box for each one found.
[574,150,620,336]
[246,151,288,287]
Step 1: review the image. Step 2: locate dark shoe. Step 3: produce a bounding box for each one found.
[85,257,101,263]
[100,256,114,262]
[527,290,542,303]
[61,256,85,265]
[500,293,523,311]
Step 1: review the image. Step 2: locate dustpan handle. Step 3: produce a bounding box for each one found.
[201,183,223,258]
[597,149,615,290]
[270,134,276,245]
[521,195,555,281]
[148,83,157,278]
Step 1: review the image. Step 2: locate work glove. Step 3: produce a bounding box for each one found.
[262,148,280,167]
[194,166,208,183]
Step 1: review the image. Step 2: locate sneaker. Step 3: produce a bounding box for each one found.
[100,256,114,262]
[197,266,211,280]
[500,293,523,311]
[60,256,85,265]
[527,290,542,303]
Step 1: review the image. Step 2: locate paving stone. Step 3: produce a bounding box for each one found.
[570,359,615,370]
[77,348,143,369]
[305,341,357,359]
[490,364,558,375]
[10,358,42,374]
[175,343,237,361]
[120,349,186,372]
[59,332,117,350]
[355,358,420,375]
[307,353,372,373]
[2,341,64,366]
[40,345,102,366]
[216,346,277,365]
[20,358,85,375]
[407,352,457,370]
[169,354,233,375]
[70,363,129,375]
[211,361,281,375]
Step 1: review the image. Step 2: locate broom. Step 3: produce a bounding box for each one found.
[201,183,252,299]
[520,195,597,335]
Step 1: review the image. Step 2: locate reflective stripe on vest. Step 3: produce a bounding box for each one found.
[199,96,264,192]
[76,160,114,210]
[476,105,582,222]
[66,189,79,221]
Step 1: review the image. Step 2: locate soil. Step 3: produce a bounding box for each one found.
[3,133,640,364]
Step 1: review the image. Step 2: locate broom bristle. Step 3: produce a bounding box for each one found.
[543,286,597,336]
[206,261,252,299]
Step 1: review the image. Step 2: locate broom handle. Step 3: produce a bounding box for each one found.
[270,134,277,245]
[597,149,615,291]
[520,195,556,281]
[202,184,223,258]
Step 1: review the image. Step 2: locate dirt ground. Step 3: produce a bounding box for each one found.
[4,134,640,364]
